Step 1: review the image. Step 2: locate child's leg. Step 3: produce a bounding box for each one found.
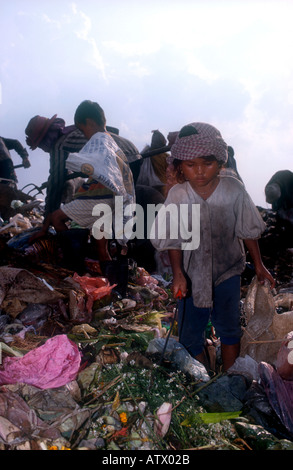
[221,343,240,371]
[211,275,242,371]
[178,296,211,367]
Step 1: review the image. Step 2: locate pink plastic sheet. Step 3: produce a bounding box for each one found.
[0,334,81,389]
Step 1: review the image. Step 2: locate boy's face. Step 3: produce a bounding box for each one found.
[180,156,221,191]
[77,118,104,140]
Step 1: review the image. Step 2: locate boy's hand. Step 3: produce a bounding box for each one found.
[171,271,188,299]
[255,264,275,289]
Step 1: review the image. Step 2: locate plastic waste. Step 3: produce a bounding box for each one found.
[146,337,210,382]
[274,293,293,311]
[235,421,290,450]
[72,273,116,312]
[259,361,293,435]
[240,276,293,365]
[68,289,92,324]
[0,334,81,389]
[242,276,275,338]
[0,267,64,317]
[6,227,54,251]
[0,389,61,447]
[275,331,293,380]
[17,303,52,328]
[227,354,260,381]
[242,380,292,441]
[0,213,32,234]
[135,267,159,288]
[10,199,24,209]
[154,402,172,437]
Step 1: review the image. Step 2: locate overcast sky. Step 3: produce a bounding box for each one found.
[1,0,293,207]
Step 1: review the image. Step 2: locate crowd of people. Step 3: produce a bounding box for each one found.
[0,99,292,372]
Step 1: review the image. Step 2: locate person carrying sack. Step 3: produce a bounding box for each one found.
[43,100,136,297]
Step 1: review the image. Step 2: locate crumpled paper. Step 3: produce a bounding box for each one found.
[0,334,81,389]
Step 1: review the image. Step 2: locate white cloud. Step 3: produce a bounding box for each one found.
[184,53,219,83]
[71,4,106,79]
[103,39,160,57]
[128,62,151,78]
[42,13,61,29]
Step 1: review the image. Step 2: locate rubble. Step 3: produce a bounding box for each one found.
[0,200,292,451]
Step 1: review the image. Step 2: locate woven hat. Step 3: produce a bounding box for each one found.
[168,122,228,164]
[25,114,57,150]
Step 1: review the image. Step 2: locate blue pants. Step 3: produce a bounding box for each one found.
[178,275,242,357]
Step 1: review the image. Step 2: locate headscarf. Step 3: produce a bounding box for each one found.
[167,122,228,164]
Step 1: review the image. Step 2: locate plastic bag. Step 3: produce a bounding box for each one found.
[72,273,116,312]
[147,337,210,382]
[0,334,81,389]
[66,133,135,245]
[276,331,293,380]
[227,354,260,381]
[0,390,61,446]
[154,402,172,437]
[6,227,47,251]
[240,277,293,365]
[259,361,293,435]
[66,132,134,201]
[0,213,32,235]
[242,277,275,338]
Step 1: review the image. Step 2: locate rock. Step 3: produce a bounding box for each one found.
[197,374,250,412]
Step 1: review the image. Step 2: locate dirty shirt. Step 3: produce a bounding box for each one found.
[151,175,266,308]
[46,129,87,216]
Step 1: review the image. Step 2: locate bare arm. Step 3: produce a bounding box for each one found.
[244,239,275,288]
[2,137,31,167]
[168,249,188,298]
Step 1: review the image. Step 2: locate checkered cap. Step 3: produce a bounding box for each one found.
[168,122,228,164]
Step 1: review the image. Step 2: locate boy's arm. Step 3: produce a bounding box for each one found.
[168,249,188,298]
[244,239,275,288]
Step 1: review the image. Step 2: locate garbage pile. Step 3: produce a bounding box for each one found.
[0,203,292,451]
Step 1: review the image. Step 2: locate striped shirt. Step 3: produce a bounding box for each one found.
[46,129,87,216]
